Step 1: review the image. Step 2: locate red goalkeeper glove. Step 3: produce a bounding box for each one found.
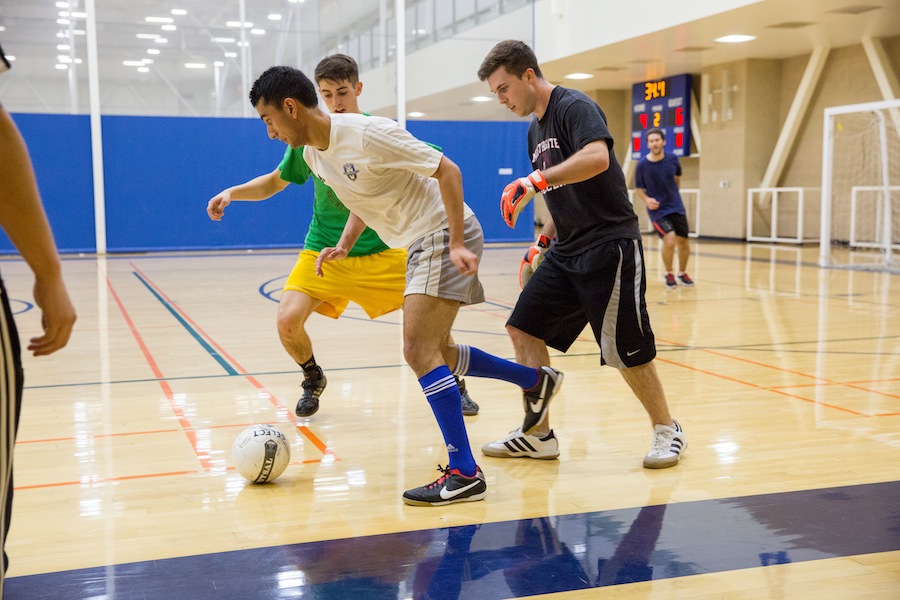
[501,169,547,228]
[519,234,551,289]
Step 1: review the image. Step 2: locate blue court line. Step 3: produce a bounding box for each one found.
[6,480,899,599]
[132,271,237,376]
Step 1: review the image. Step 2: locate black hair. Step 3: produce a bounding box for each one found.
[249,66,318,108]
[477,40,543,81]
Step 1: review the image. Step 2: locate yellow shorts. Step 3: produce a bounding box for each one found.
[283,249,407,319]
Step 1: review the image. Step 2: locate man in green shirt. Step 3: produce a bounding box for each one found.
[207,54,478,418]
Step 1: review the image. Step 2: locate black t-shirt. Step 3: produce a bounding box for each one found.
[528,86,640,256]
[0,43,9,74]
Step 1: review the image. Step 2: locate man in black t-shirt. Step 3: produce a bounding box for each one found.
[476,40,687,469]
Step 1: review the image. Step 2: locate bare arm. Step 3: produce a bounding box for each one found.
[0,107,76,355]
[433,155,477,276]
[207,168,290,220]
[634,186,659,210]
[538,214,556,240]
[541,139,611,187]
[315,213,368,276]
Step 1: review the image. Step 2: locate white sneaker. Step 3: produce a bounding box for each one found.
[643,420,687,468]
[481,427,560,459]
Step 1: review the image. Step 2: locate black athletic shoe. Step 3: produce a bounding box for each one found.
[457,377,479,416]
[522,366,564,435]
[402,464,487,506]
[296,370,326,417]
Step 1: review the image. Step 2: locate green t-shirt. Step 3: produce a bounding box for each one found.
[277,146,390,257]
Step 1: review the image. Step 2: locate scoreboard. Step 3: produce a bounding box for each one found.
[630,73,692,160]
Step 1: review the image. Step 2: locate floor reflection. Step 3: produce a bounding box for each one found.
[7,480,898,599]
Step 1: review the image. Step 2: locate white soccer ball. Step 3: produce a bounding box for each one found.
[232,424,291,483]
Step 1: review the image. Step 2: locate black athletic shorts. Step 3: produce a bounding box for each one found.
[652,212,689,238]
[507,238,656,368]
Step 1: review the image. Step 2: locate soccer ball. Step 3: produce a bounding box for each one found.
[232,424,291,483]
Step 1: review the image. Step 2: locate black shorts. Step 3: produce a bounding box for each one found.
[507,238,656,368]
[652,212,689,238]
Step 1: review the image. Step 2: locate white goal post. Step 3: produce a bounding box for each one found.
[819,98,900,272]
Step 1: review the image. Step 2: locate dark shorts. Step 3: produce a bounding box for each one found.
[507,238,656,368]
[652,212,689,238]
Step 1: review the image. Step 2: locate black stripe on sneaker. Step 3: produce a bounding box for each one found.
[507,438,536,453]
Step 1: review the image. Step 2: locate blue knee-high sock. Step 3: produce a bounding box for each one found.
[420,366,477,477]
[453,345,540,389]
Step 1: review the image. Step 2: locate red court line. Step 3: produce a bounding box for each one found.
[16,428,180,444]
[653,357,866,416]
[106,276,214,470]
[130,263,335,459]
[15,457,335,491]
[700,348,900,402]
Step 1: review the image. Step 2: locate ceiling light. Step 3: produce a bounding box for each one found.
[161,25,176,31]
[147,48,160,55]
[123,60,145,66]
[268,14,282,20]
[251,29,265,35]
[212,37,236,43]
[185,63,207,69]
[55,2,69,7]
[226,21,253,28]
[715,34,757,43]
[136,33,160,39]
[214,61,225,67]
[471,96,492,102]
[407,111,425,118]
[57,44,71,50]
[57,55,72,63]
[55,64,68,70]
[145,17,174,24]
[171,9,187,16]
[57,19,70,25]
[224,52,237,58]
[73,30,85,35]
[138,67,150,73]
[564,72,593,80]
[154,37,168,44]
[142,59,153,64]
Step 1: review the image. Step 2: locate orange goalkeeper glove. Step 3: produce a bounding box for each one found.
[519,234,551,289]
[501,169,547,228]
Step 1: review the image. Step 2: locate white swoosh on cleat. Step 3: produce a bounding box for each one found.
[439,480,482,500]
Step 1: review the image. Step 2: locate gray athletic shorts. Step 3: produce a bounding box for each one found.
[405,215,485,305]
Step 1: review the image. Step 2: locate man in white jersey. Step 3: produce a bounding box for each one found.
[248,66,563,506]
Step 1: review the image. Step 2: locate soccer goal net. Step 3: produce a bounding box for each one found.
[819,98,900,273]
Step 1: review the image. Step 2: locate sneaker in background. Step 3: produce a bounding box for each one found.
[523,366,564,434]
[296,368,327,417]
[457,376,479,416]
[664,273,677,289]
[481,427,559,459]
[677,273,694,287]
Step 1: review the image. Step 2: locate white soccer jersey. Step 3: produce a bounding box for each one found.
[302,113,474,248]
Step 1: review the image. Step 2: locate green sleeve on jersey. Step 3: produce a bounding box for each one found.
[278,146,312,185]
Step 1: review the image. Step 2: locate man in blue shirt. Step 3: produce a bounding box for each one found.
[634,128,694,289]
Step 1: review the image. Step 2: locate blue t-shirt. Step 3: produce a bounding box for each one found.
[634,153,685,222]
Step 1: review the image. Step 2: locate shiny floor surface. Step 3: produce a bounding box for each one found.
[2,239,899,599]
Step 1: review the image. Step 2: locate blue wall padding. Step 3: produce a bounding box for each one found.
[4,114,533,254]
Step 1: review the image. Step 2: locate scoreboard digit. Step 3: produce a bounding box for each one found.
[631,74,692,159]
